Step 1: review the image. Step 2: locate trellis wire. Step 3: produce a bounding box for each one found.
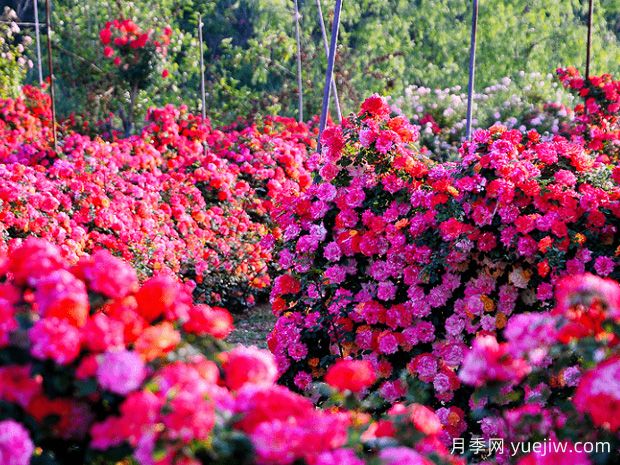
[34,0,43,84]
[294,0,303,122]
[316,0,342,122]
[585,0,594,80]
[318,0,343,150]
[45,0,57,151]
[465,0,479,140]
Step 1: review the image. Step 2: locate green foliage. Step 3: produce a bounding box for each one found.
[0,7,32,98]
[50,0,200,129]
[19,0,620,124]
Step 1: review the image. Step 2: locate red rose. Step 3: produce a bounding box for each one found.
[325,359,376,393]
[135,275,187,322]
[8,238,64,285]
[183,305,234,339]
[99,28,112,45]
[409,403,442,435]
[359,94,391,120]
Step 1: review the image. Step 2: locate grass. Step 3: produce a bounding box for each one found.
[228,303,275,348]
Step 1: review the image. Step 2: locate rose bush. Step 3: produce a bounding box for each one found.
[268,73,620,416]
[458,273,620,464]
[0,87,313,310]
[0,238,463,465]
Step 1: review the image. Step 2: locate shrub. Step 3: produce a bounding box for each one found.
[0,91,313,309]
[0,8,31,99]
[459,273,620,464]
[394,71,575,161]
[99,19,172,135]
[0,238,462,465]
[268,76,620,415]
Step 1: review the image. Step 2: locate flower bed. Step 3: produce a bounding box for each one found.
[0,87,313,309]
[268,71,620,419]
[0,238,466,465]
[1,239,616,464]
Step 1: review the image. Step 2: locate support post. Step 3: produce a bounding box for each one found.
[294,0,303,122]
[198,14,206,120]
[465,0,478,140]
[317,0,343,150]
[45,0,57,151]
[34,0,43,84]
[316,0,342,122]
[585,0,594,80]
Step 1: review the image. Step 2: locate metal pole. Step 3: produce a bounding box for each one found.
[465,0,478,140]
[316,0,342,122]
[45,0,57,151]
[585,0,594,80]
[317,0,343,150]
[293,0,303,122]
[33,0,43,84]
[198,14,206,120]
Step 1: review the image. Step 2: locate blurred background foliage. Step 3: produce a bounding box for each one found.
[0,0,619,126]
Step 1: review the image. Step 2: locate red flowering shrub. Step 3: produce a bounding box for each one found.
[557,67,620,162]
[0,238,460,465]
[0,91,314,309]
[268,86,620,415]
[458,273,620,464]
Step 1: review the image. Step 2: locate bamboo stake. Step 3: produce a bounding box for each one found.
[34,0,43,84]
[45,0,57,151]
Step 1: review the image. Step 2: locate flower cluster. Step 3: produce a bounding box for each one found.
[557,67,620,162]
[269,84,620,416]
[0,238,459,465]
[0,91,313,309]
[100,18,172,83]
[459,273,620,464]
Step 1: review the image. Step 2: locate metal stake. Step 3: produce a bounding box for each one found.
[45,0,57,151]
[465,0,479,140]
[294,0,303,122]
[34,0,43,84]
[585,0,594,80]
[198,14,206,120]
[317,0,343,150]
[316,0,341,122]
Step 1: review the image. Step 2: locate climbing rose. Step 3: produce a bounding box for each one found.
[379,447,433,465]
[184,304,234,339]
[29,317,81,365]
[35,269,89,327]
[459,335,531,387]
[78,250,138,299]
[7,238,64,285]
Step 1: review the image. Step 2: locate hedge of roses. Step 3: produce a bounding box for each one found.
[0,238,467,465]
[0,86,313,309]
[269,70,620,416]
